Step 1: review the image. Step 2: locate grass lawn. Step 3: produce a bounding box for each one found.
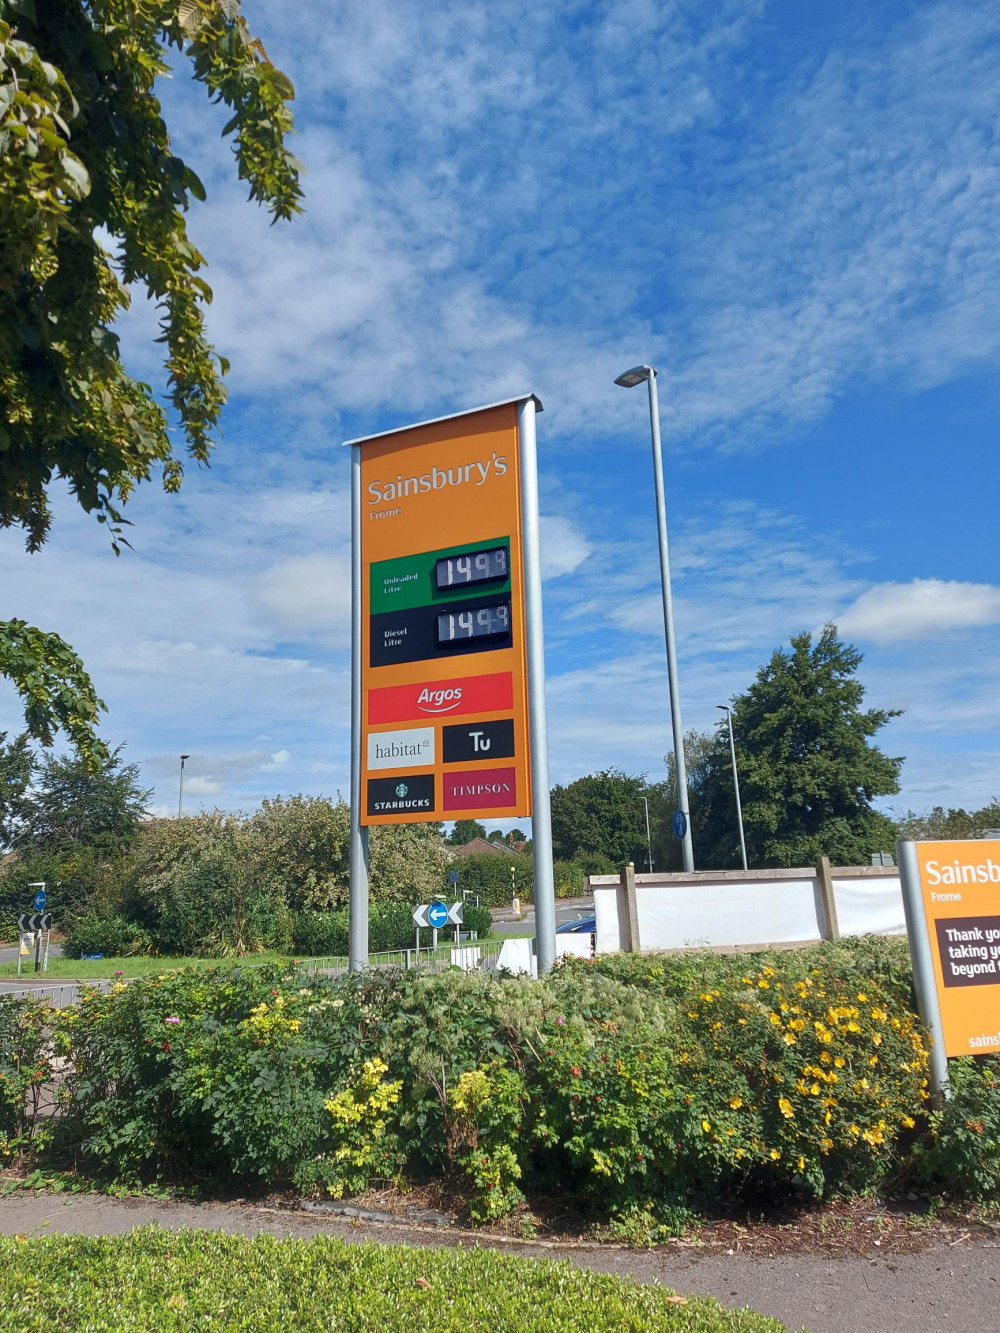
[0,1226,789,1332]
[0,953,289,980]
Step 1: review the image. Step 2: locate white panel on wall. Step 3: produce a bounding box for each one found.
[832,875,905,937]
[634,879,821,951]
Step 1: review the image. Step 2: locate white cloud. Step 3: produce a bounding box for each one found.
[838,579,1000,643]
[257,554,353,642]
[540,516,592,580]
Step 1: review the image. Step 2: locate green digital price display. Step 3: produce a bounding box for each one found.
[435,546,508,590]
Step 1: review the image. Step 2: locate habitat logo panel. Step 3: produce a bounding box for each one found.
[366,727,434,771]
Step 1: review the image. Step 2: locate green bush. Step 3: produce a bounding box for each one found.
[63,913,150,959]
[0,1226,786,1331]
[294,902,493,957]
[446,851,533,906]
[913,1056,1000,1197]
[0,995,52,1161]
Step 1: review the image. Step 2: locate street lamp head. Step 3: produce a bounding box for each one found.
[180,754,191,761]
[614,364,657,388]
[716,704,730,713]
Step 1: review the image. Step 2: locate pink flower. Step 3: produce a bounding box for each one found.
[164,1016,181,1025]
[555,1017,567,1025]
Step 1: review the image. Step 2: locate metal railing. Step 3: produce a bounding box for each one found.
[0,938,513,1007]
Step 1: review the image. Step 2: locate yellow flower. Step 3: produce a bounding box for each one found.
[729,1096,744,1110]
[778,1097,794,1119]
[783,1033,797,1045]
[820,1136,833,1153]
[770,1148,781,1160]
[702,1119,712,1133]
[769,1012,782,1026]
[902,1116,916,1129]
[834,1056,845,1068]
[857,993,868,1002]
[797,1155,806,1171]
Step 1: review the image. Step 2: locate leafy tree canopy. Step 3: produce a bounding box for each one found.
[447,819,487,846]
[19,742,151,849]
[695,625,902,868]
[895,801,1000,843]
[550,769,651,869]
[0,0,301,761]
[0,728,34,847]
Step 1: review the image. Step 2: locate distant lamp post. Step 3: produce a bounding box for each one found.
[178,754,191,818]
[615,363,694,872]
[643,797,654,872]
[717,706,748,870]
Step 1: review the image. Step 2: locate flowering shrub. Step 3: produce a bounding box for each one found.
[445,1064,526,1221]
[36,940,1000,1226]
[299,1057,403,1198]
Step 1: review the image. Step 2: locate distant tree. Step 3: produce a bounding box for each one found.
[894,801,1000,843]
[20,745,151,850]
[507,828,527,845]
[447,819,487,846]
[550,770,650,868]
[0,730,35,849]
[695,626,902,868]
[647,730,726,871]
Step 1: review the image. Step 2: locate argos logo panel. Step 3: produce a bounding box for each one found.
[368,672,513,724]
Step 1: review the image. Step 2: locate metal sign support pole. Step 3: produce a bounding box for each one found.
[518,397,557,973]
[897,839,949,1101]
[349,442,370,972]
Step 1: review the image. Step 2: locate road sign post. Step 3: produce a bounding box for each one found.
[347,395,556,973]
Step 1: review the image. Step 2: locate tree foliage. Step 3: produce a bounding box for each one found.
[0,728,33,848]
[895,801,1000,843]
[0,0,301,758]
[446,819,487,846]
[18,742,150,849]
[550,769,652,868]
[694,626,902,868]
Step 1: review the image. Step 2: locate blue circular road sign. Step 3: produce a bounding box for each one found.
[33,889,46,911]
[672,810,688,840]
[428,901,449,929]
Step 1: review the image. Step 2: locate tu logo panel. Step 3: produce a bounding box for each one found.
[357,402,532,825]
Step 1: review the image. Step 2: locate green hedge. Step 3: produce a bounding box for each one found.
[0,1227,785,1332]
[444,851,533,906]
[294,903,493,955]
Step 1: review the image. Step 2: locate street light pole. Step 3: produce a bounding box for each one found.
[643,797,653,872]
[615,364,694,872]
[717,705,748,870]
[178,754,190,818]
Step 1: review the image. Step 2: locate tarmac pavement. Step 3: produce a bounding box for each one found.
[0,1192,997,1332]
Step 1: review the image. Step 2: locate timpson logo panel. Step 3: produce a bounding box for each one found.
[915,840,1000,1056]
[358,403,531,826]
[443,766,517,812]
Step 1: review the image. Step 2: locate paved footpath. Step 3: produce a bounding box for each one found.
[1,1194,998,1331]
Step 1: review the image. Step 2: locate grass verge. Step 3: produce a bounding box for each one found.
[0,1225,788,1331]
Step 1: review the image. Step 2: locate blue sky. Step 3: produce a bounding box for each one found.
[2,0,999,826]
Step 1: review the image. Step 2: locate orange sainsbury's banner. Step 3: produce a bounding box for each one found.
[356,401,532,826]
[908,840,1000,1058]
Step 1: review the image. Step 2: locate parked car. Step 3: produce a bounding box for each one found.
[556,914,596,934]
